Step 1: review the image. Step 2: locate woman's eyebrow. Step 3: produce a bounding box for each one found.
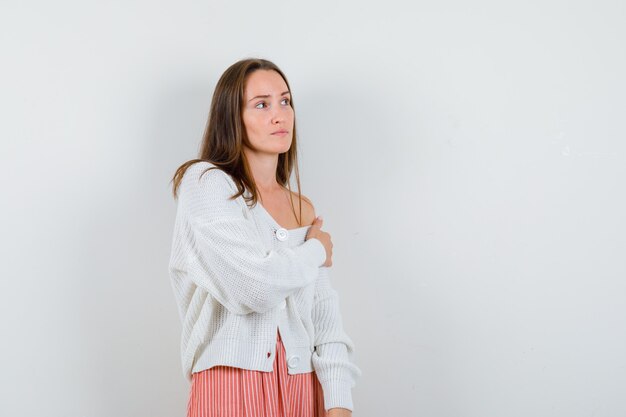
[248,91,290,102]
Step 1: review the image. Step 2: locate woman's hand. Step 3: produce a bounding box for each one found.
[305,216,333,267]
[328,407,352,417]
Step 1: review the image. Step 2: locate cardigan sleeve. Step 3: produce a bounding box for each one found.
[178,162,327,316]
[311,266,362,412]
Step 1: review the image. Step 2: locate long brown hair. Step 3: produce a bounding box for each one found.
[170,58,308,226]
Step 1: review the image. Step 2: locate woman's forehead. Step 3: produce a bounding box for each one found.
[245,70,288,97]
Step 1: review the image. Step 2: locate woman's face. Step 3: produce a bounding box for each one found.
[242,69,294,156]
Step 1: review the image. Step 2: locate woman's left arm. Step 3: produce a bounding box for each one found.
[311,265,362,413]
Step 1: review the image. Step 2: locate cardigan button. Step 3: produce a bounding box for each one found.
[287,355,300,369]
[275,228,288,241]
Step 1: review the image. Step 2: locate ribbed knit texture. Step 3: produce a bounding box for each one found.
[168,161,362,412]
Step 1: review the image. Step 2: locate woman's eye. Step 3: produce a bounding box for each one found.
[255,98,289,109]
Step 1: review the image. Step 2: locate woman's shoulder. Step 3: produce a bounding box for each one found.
[286,190,317,225]
[185,161,230,180]
[181,161,236,195]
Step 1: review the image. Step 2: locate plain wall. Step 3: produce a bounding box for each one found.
[1,1,624,416]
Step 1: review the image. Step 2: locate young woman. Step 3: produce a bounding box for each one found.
[169,58,361,417]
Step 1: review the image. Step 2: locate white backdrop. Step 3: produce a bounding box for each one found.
[1,1,625,416]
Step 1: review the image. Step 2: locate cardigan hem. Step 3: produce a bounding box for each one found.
[190,333,315,378]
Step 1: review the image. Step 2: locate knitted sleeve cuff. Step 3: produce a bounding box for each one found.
[318,378,354,412]
[294,237,326,268]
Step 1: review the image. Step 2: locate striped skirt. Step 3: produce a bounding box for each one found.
[187,329,328,417]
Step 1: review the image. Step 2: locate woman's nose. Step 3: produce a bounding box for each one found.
[271,108,285,123]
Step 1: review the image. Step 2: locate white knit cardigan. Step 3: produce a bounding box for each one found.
[168,161,362,411]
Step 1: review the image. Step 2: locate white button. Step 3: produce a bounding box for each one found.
[275,228,288,241]
[287,355,300,368]
[279,299,286,310]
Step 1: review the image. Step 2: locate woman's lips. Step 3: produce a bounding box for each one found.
[272,131,288,136]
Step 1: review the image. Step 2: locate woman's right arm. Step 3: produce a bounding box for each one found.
[176,162,326,316]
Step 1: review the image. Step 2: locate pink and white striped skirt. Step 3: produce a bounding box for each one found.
[187,329,328,417]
